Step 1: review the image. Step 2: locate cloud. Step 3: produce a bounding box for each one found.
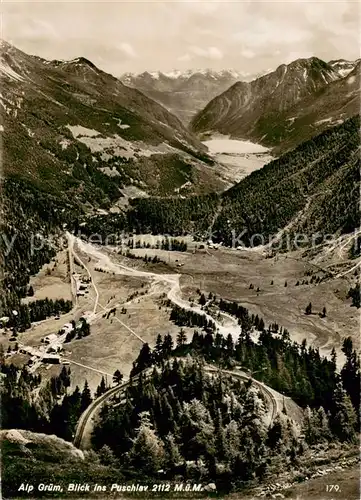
[117,42,137,58]
[241,48,255,59]
[189,45,223,60]
[178,53,191,62]
[2,0,358,74]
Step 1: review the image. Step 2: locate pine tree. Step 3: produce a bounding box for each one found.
[95,376,107,397]
[341,338,360,414]
[330,383,357,442]
[113,369,123,385]
[224,420,240,462]
[176,329,187,348]
[80,381,92,412]
[154,334,163,360]
[199,294,206,306]
[129,412,164,473]
[164,433,182,471]
[305,302,312,315]
[163,334,174,356]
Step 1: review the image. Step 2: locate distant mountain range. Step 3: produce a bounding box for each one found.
[191,57,360,153]
[0,40,225,207]
[119,69,261,124]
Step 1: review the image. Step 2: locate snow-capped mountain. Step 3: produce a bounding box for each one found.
[121,68,250,85]
[119,69,255,124]
[328,58,360,78]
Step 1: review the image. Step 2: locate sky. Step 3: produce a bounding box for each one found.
[2,0,360,76]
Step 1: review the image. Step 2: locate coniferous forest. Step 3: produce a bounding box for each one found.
[76,116,360,246]
[91,331,359,490]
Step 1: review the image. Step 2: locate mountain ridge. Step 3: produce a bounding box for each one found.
[191,56,359,152]
[0,40,225,205]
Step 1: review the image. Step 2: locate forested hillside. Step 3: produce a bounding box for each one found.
[0,178,79,322]
[1,40,222,201]
[1,338,358,494]
[92,334,359,488]
[84,116,359,246]
[213,115,360,246]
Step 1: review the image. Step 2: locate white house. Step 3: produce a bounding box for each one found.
[62,323,74,334]
[43,333,58,344]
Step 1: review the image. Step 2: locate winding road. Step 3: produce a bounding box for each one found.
[68,234,242,341]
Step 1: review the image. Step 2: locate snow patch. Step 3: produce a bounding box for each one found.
[21,124,35,137]
[0,58,24,82]
[66,125,101,138]
[347,75,356,84]
[71,129,176,160]
[100,166,121,177]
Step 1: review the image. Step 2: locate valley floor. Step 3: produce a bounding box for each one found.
[2,231,358,396]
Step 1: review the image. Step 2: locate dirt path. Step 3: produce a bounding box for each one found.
[70,234,244,340]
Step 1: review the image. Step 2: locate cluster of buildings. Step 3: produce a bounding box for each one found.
[73,274,91,297]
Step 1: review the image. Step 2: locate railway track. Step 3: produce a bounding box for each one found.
[73,366,279,449]
[73,376,139,448]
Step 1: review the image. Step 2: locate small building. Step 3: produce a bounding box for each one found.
[43,333,58,344]
[43,355,60,364]
[47,345,62,353]
[62,323,74,334]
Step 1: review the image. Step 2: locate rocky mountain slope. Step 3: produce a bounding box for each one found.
[0,40,224,205]
[262,61,360,152]
[328,58,360,78]
[120,69,252,124]
[191,57,359,153]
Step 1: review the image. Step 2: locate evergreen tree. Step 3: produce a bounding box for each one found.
[95,376,107,397]
[341,337,360,414]
[199,294,207,306]
[113,369,123,385]
[80,381,92,412]
[330,383,357,442]
[128,412,164,473]
[176,329,187,348]
[164,433,182,471]
[98,444,118,466]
